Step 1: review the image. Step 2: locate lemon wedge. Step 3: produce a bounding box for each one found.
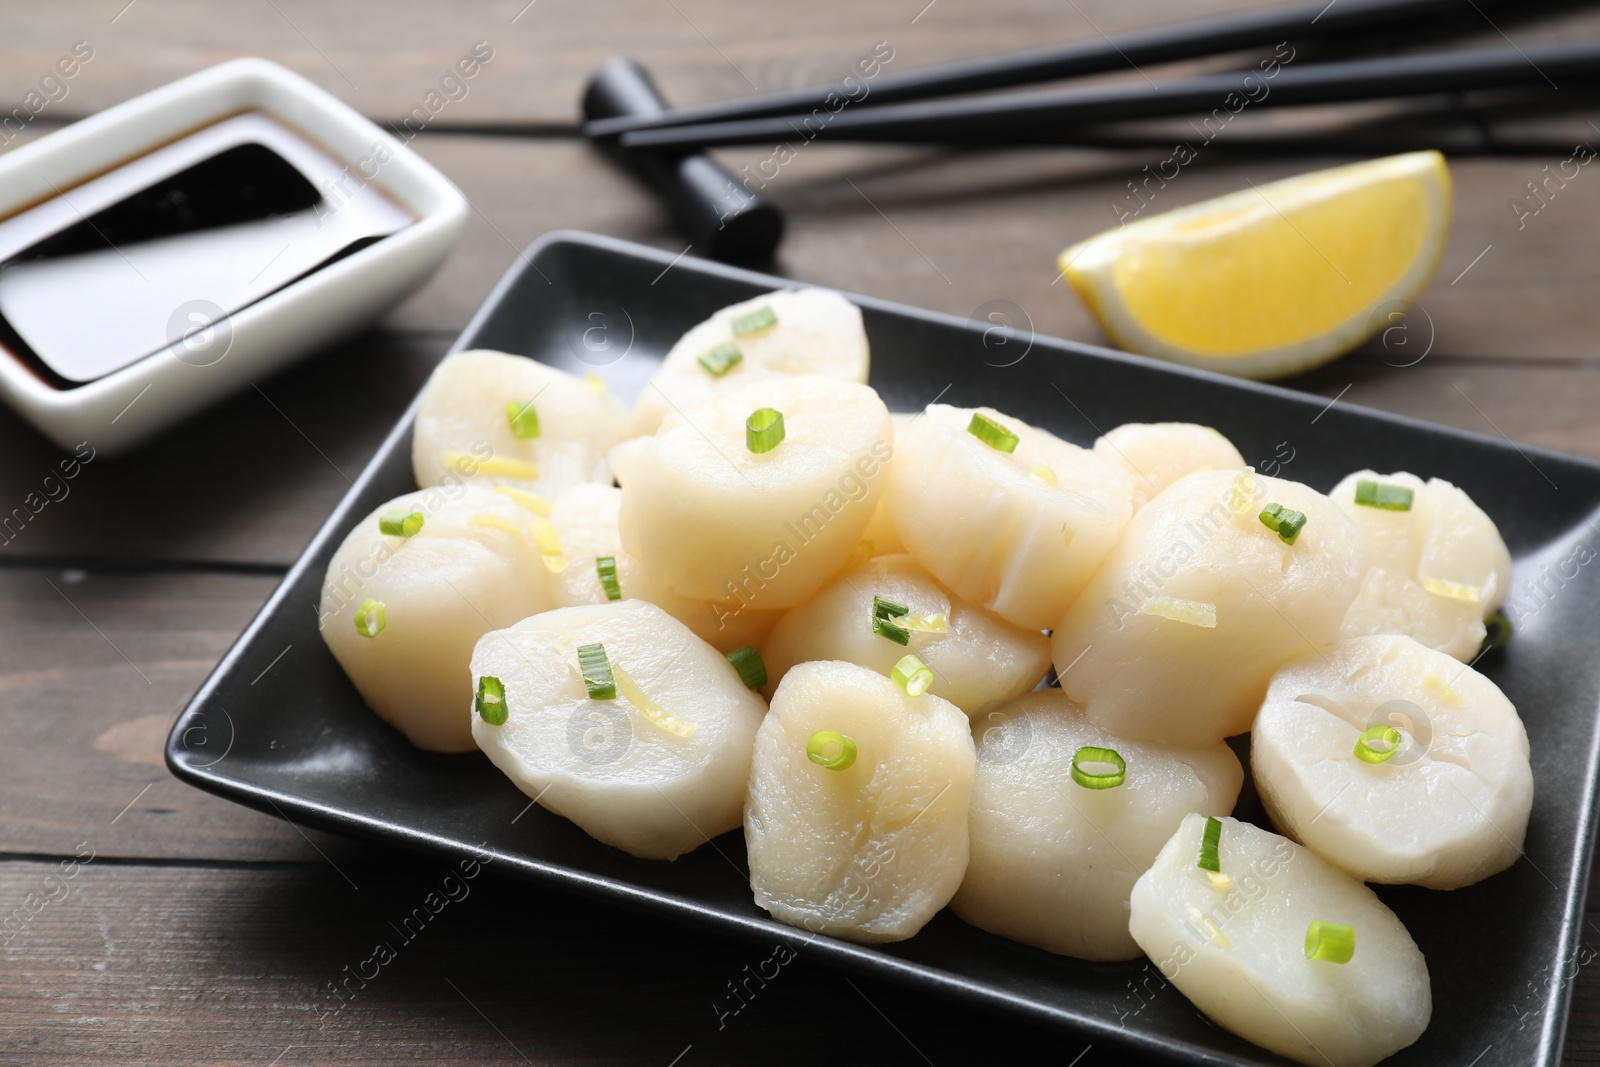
[1059,151,1452,380]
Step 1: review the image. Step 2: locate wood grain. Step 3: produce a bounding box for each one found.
[0,566,327,863]
[0,855,1090,1066]
[1,853,1599,1065]
[0,330,449,567]
[0,0,1292,125]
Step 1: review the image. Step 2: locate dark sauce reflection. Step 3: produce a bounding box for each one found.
[0,111,414,387]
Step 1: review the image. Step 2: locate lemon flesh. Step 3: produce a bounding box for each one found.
[1060,151,1452,380]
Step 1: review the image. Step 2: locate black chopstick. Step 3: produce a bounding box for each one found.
[586,0,1485,139]
[617,42,1600,150]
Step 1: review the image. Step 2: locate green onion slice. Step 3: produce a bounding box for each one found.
[731,305,778,336]
[1483,611,1513,652]
[872,596,911,645]
[873,596,909,619]
[354,598,386,638]
[1070,745,1126,789]
[1258,502,1308,545]
[1354,479,1413,511]
[726,644,767,690]
[475,675,507,725]
[746,408,785,454]
[891,654,934,696]
[873,616,910,645]
[967,412,1020,454]
[806,730,857,770]
[595,556,622,601]
[379,508,424,538]
[1353,724,1402,764]
[1197,816,1223,873]
[506,400,541,440]
[697,341,743,376]
[577,642,616,700]
[1304,920,1356,964]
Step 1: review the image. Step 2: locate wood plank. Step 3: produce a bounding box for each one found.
[0,567,326,863]
[392,134,1600,368]
[0,330,449,567]
[0,855,1093,1065]
[7,0,1598,128]
[706,143,1600,365]
[1292,352,1600,465]
[2,854,1599,1064]
[0,0,1291,126]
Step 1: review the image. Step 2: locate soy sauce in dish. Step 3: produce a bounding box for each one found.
[0,111,414,387]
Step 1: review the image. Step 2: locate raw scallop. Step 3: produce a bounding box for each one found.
[470,600,765,860]
[319,485,554,752]
[1051,469,1366,746]
[1129,814,1431,1067]
[951,691,1241,959]
[745,660,975,943]
[1252,633,1532,889]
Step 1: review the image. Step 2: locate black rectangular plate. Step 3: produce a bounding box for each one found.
[169,230,1600,1067]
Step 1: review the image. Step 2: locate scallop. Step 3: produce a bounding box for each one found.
[1331,470,1512,661]
[885,404,1136,630]
[470,600,766,861]
[412,349,628,496]
[759,554,1050,715]
[607,436,650,487]
[319,486,555,752]
[547,483,782,654]
[860,413,917,556]
[627,288,869,436]
[1092,422,1247,510]
[1129,814,1431,1067]
[619,375,893,610]
[951,691,1242,960]
[1051,469,1367,746]
[1252,634,1532,889]
[745,659,975,943]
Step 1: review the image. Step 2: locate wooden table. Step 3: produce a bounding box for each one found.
[3,2,1599,1063]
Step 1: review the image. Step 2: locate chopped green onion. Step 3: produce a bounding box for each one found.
[379,508,424,538]
[746,408,785,454]
[873,616,910,645]
[967,412,1019,454]
[577,642,616,700]
[697,341,743,376]
[872,595,911,645]
[806,730,857,770]
[1071,745,1126,789]
[1197,816,1223,873]
[475,675,507,725]
[1483,611,1513,652]
[1354,479,1413,511]
[891,654,934,696]
[595,556,622,601]
[354,598,386,638]
[731,304,778,336]
[1258,502,1308,545]
[726,645,767,690]
[1304,920,1356,964]
[506,400,541,440]
[873,596,909,619]
[1354,724,1402,764]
